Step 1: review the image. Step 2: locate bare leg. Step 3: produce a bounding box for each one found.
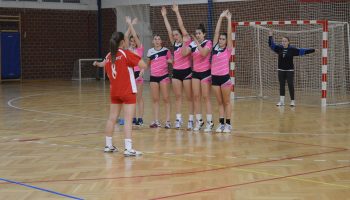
[160,82,171,122]
[150,82,160,121]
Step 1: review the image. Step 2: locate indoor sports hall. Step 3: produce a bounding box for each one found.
[0,0,349,199]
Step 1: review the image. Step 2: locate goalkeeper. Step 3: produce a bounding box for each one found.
[268,30,316,107]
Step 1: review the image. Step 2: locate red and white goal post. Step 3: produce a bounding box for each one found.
[229,20,350,107]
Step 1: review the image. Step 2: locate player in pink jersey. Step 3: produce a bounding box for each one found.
[211,10,233,133]
[182,23,213,132]
[147,34,173,129]
[125,17,145,127]
[161,4,194,130]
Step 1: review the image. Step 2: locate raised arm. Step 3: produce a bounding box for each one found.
[124,16,133,49]
[192,35,211,57]
[213,10,227,45]
[161,7,175,44]
[172,4,189,41]
[129,17,142,48]
[291,47,316,56]
[181,44,191,56]
[226,11,233,49]
[268,30,282,53]
[166,50,173,64]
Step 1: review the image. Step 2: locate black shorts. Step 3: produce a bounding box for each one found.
[172,68,192,81]
[192,69,211,83]
[134,71,140,79]
[150,74,170,83]
[212,74,232,87]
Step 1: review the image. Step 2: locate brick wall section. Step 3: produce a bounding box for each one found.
[150,0,300,50]
[1,1,349,80]
[0,8,115,79]
[101,8,116,58]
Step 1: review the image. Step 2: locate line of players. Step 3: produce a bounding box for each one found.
[94,5,315,155]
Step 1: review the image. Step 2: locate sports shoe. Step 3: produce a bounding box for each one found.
[175,119,183,129]
[136,118,144,126]
[104,145,118,153]
[132,118,137,125]
[290,100,295,107]
[223,124,232,133]
[215,124,225,133]
[204,121,214,132]
[187,120,194,130]
[164,121,171,129]
[149,121,161,128]
[118,118,125,125]
[124,149,143,157]
[193,120,204,131]
[276,101,285,106]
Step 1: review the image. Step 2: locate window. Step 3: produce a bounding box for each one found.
[63,0,80,3]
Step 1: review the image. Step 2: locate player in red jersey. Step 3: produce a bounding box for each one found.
[93,19,147,156]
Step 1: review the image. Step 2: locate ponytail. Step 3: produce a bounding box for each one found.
[110,31,125,64]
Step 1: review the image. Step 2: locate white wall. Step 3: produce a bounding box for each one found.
[0,0,97,10]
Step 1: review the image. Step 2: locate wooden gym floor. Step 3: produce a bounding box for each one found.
[0,80,349,200]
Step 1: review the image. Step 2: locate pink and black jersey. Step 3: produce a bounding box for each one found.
[173,40,192,70]
[147,47,171,77]
[189,40,212,72]
[130,45,144,72]
[211,44,232,76]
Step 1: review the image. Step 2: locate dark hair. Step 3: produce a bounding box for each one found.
[110,31,124,64]
[282,36,290,42]
[129,35,140,47]
[153,34,162,39]
[129,34,140,40]
[196,23,206,34]
[220,33,227,39]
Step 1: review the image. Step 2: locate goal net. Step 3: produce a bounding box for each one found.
[232,20,350,106]
[72,58,105,81]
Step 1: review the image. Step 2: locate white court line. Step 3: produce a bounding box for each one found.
[144,151,157,154]
[33,119,48,122]
[163,152,175,155]
[236,130,348,136]
[337,160,350,163]
[7,93,106,121]
[15,139,350,164]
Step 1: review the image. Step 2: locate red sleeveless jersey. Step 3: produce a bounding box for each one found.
[104,49,141,97]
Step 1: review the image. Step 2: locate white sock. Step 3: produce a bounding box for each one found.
[196,114,202,121]
[206,114,212,122]
[124,139,132,151]
[106,136,113,147]
[280,96,285,103]
[189,114,194,121]
[176,113,182,121]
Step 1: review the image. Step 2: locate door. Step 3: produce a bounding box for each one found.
[1,32,21,79]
